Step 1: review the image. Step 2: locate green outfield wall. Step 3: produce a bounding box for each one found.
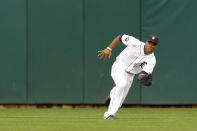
[0,0,196,104]
[141,0,197,104]
[27,0,84,104]
[0,0,27,103]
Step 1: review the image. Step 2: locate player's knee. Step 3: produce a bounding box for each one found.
[113,81,128,97]
[118,80,128,89]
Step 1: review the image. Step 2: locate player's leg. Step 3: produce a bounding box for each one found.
[119,73,135,108]
[108,73,134,107]
[104,62,133,119]
[104,71,129,118]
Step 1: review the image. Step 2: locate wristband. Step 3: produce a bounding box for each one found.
[107,47,112,51]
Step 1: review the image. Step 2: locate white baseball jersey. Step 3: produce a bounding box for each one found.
[116,34,156,74]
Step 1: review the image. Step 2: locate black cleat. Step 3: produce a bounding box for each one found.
[105,115,118,119]
[105,96,110,106]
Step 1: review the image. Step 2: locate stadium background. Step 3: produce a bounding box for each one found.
[0,0,196,105]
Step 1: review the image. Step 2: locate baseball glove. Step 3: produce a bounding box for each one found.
[137,71,152,86]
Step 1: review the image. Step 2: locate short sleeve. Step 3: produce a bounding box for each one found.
[120,34,139,46]
[142,57,156,74]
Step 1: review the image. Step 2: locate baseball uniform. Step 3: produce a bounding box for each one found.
[104,34,156,119]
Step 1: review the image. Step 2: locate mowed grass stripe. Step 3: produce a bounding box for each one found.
[0,108,196,131]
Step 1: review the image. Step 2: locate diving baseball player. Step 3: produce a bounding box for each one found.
[98,34,159,119]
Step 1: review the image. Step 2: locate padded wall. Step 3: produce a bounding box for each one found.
[141,0,197,104]
[28,0,84,103]
[0,0,27,103]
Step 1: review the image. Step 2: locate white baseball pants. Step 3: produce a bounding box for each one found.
[104,61,135,119]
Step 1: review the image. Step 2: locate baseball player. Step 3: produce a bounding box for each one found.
[98,34,159,119]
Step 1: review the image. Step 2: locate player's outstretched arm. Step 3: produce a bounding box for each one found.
[98,35,121,60]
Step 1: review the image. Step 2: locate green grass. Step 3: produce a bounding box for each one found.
[0,107,197,131]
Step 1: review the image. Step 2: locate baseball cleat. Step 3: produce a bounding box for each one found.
[105,115,118,119]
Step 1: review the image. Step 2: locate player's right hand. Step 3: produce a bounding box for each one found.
[98,48,111,60]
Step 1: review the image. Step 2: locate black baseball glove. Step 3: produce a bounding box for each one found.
[137,71,152,86]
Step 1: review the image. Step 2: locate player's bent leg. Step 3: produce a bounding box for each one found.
[119,73,135,107]
[104,79,129,119]
[104,61,129,119]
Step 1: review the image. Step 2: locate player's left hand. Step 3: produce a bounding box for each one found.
[98,48,111,60]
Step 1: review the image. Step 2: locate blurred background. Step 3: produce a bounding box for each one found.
[0,0,196,105]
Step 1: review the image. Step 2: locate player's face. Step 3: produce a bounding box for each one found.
[144,41,157,54]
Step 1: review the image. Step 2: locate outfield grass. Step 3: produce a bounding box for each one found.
[0,107,197,131]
